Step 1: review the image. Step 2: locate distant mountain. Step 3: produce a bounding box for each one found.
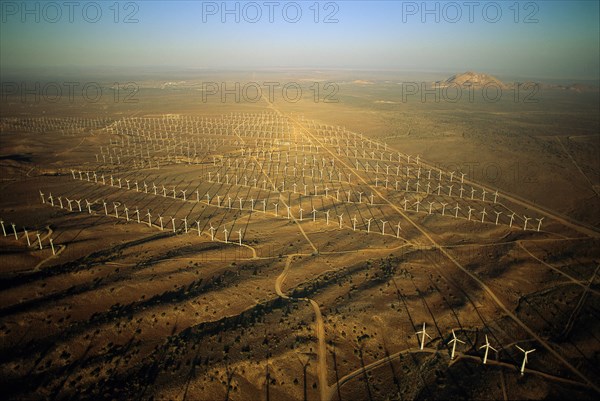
[439,71,509,89]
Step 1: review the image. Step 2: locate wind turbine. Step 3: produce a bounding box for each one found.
[440,202,448,216]
[428,201,434,215]
[366,218,372,233]
[23,228,31,246]
[36,233,43,249]
[39,190,45,203]
[515,345,535,375]
[414,199,421,213]
[352,216,358,231]
[467,206,474,221]
[223,227,229,243]
[396,222,401,238]
[523,216,532,230]
[338,214,344,229]
[0,220,6,236]
[536,217,544,232]
[448,330,465,360]
[380,220,387,235]
[479,335,497,364]
[238,229,243,246]
[480,208,487,223]
[509,212,516,227]
[209,223,216,240]
[416,323,431,350]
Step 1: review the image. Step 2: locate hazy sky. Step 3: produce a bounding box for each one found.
[1,1,599,79]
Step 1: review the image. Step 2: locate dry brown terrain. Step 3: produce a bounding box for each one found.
[0,78,599,401]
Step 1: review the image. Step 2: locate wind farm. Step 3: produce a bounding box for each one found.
[1,0,599,400]
[0,83,598,400]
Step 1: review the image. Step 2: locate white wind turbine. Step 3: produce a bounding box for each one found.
[523,216,532,230]
[509,212,516,227]
[416,322,432,350]
[23,228,31,246]
[515,345,535,375]
[479,335,497,365]
[536,217,544,232]
[448,330,465,360]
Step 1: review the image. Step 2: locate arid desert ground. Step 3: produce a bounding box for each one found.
[1,73,599,400]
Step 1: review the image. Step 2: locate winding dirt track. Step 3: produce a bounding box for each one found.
[275,254,328,401]
[281,112,600,394]
[327,347,593,400]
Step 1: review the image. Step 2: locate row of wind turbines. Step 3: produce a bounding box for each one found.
[416,323,536,375]
[39,190,247,246]
[0,218,58,255]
